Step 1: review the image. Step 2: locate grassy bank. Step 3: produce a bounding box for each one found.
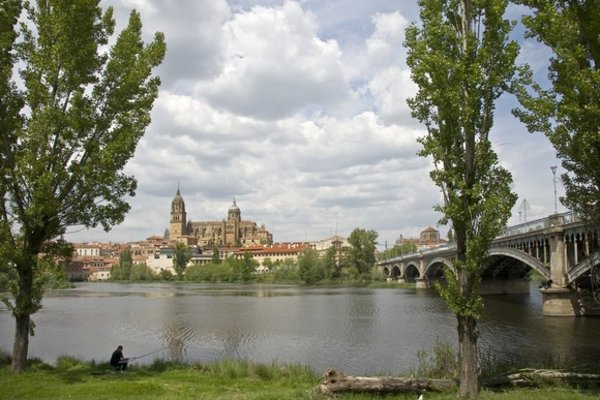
[1,356,599,400]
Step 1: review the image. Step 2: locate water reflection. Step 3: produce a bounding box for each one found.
[1,282,600,375]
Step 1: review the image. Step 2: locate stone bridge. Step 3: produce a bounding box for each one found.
[378,212,600,316]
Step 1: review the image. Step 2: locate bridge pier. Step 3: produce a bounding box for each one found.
[415,278,429,289]
[541,287,600,317]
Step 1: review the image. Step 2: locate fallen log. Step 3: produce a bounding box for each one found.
[481,368,600,388]
[316,369,455,396]
[316,368,600,395]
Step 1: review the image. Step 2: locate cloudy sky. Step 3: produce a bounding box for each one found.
[70,0,565,249]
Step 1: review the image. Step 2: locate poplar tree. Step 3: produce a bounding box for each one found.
[347,228,378,276]
[514,0,600,226]
[405,1,519,397]
[173,242,192,280]
[0,0,165,372]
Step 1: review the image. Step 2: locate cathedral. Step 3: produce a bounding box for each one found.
[169,188,273,247]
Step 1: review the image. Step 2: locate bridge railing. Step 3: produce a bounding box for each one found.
[496,211,579,239]
[379,243,456,264]
[379,211,580,265]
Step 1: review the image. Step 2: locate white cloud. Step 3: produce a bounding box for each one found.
[71,1,563,249]
[197,1,351,119]
[368,67,417,126]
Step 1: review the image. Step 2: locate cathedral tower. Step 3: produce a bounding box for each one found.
[228,199,241,222]
[169,187,187,239]
[225,199,241,245]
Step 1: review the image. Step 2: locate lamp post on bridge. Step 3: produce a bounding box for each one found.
[551,166,558,214]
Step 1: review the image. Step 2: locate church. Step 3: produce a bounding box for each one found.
[169,188,273,247]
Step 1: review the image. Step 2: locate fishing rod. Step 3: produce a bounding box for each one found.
[129,346,168,361]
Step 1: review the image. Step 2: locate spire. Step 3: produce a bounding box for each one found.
[177,182,180,196]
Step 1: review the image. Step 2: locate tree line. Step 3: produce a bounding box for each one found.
[109,228,381,285]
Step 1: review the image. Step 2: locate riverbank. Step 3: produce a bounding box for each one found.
[1,356,598,400]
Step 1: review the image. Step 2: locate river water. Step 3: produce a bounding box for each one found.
[1,282,599,375]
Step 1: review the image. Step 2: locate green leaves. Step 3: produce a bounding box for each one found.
[406,3,519,395]
[173,242,192,280]
[347,228,378,275]
[514,0,600,225]
[0,1,165,371]
[406,0,518,315]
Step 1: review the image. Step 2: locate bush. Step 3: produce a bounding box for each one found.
[158,269,175,281]
[129,263,156,281]
[185,263,236,283]
[415,339,458,379]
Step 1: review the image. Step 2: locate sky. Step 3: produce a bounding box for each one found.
[69,0,566,249]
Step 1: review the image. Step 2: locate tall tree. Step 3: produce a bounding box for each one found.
[235,251,258,282]
[514,0,600,225]
[211,246,221,264]
[298,247,324,284]
[0,0,165,372]
[405,1,519,397]
[347,228,378,275]
[173,242,192,280]
[111,249,133,281]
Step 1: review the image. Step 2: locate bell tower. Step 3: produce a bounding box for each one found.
[169,187,187,239]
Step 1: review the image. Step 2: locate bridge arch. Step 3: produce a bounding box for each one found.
[567,250,600,283]
[424,257,455,283]
[484,247,550,280]
[404,262,420,281]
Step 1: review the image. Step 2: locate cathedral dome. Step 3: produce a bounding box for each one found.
[228,199,241,222]
[229,199,240,212]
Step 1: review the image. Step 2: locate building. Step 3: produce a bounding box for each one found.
[235,242,311,269]
[73,242,101,257]
[395,226,447,250]
[169,188,273,247]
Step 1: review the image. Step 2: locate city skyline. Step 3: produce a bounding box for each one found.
[66,0,565,249]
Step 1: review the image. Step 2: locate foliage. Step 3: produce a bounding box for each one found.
[211,247,221,264]
[234,252,258,282]
[185,262,236,283]
[416,339,458,379]
[448,229,454,243]
[405,0,519,397]
[378,242,418,261]
[347,228,378,275]
[268,259,300,282]
[0,0,165,372]
[173,242,192,280]
[43,261,73,289]
[297,248,325,284]
[111,251,156,281]
[322,245,344,280]
[513,0,600,225]
[129,263,156,281]
[111,249,133,281]
[158,269,175,281]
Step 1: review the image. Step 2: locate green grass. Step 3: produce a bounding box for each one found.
[1,356,599,400]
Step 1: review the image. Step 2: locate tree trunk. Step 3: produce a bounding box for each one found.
[481,369,600,387]
[11,313,30,373]
[315,368,600,395]
[317,369,455,396]
[458,315,478,398]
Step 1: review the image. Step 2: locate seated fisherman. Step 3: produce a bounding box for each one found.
[110,345,129,371]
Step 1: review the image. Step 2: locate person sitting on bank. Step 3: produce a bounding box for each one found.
[110,345,129,371]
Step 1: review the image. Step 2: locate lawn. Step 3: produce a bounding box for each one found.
[1,357,598,400]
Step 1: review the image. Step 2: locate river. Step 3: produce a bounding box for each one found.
[1,282,599,375]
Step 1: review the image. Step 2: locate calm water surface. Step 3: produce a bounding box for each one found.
[1,282,599,375]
